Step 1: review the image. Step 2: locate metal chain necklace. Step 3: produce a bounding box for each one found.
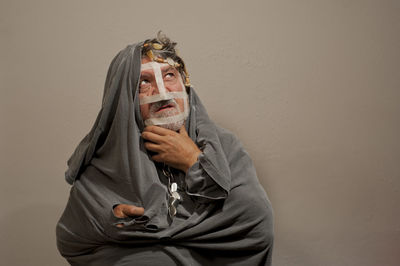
[162,164,182,218]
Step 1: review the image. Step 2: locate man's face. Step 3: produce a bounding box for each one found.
[139,56,188,131]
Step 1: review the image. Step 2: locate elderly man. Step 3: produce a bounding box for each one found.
[56,33,273,266]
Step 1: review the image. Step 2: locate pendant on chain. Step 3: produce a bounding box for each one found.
[163,165,182,218]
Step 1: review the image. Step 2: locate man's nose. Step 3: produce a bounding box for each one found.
[150,80,170,95]
[151,82,160,95]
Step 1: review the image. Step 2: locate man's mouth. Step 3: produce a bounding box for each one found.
[156,103,174,112]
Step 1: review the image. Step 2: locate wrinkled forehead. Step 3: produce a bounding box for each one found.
[140,61,172,74]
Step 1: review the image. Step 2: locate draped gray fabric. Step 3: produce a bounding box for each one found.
[56,43,274,266]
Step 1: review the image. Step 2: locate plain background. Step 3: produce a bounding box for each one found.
[1,0,399,265]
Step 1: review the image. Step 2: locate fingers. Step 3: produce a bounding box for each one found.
[151,154,163,163]
[114,204,145,218]
[113,204,145,228]
[141,131,164,144]
[179,125,188,136]
[144,126,175,136]
[122,205,145,217]
[144,142,162,152]
[113,205,127,218]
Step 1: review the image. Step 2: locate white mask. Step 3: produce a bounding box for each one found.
[139,61,189,131]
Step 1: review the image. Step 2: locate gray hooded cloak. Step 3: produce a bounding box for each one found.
[56,43,274,266]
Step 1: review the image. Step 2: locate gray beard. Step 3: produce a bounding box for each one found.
[147,99,188,131]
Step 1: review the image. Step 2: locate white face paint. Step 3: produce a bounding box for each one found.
[139,60,189,131]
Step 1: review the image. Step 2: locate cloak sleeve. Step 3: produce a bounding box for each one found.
[183,89,232,203]
[185,150,229,202]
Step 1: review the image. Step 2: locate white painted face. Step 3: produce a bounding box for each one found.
[139,57,189,131]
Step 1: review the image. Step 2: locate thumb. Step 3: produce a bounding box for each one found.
[179,125,188,136]
[122,205,145,217]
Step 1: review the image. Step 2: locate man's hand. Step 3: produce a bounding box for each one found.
[142,125,201,173]
[113,204,145,227]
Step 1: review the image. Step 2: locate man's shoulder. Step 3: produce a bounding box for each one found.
[214,125,241,148]
[213,125,252,165]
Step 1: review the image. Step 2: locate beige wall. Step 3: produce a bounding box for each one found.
[1,0,399,265]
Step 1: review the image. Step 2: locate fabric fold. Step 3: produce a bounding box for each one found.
[185,152,229,202]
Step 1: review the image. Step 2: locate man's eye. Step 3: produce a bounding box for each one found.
[164,73,175,80]
[140,80,149,86]
[139,80,150,92]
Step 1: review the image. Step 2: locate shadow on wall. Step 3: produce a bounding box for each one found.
[0,203,68,266]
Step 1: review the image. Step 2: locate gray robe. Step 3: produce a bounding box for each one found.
[56,43,274,266]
